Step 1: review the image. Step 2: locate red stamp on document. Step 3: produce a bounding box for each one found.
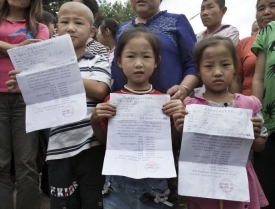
[144,161,159,173]
[62,106,74,117]
[219,178,234,193]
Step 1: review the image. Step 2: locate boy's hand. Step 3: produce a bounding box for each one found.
[251,117,262,139]
[6,70,21,93]
[162,99,185,116]
[91,103,116,124]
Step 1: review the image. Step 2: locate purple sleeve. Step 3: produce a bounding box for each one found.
[177,15,197,77]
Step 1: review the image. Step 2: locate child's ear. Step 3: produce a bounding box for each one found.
[155,55,161,68]
[117,58,122,68]
[90,26,96,38]
[105,28,110,36]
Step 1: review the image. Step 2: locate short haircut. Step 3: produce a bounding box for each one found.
[99,18,119,39]
[203,0,225,8]
[192,35,237,72]
[116,27,161,65]
[71,0,99,16]
[41,10,56,26]
[58,2,94,26]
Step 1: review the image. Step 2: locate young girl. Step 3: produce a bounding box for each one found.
[90,27,184,209]
[97,18,118,65]
[173,36,269,209]
[0,0,49,208]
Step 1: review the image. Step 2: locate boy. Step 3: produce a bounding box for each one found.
[7,2,110,208]
[197,0,239,45]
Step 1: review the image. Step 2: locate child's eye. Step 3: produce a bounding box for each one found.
[126,55,134,58]
[223,63,231,67]
[76,22,83,25]
[144,56,151,58]
[61,21,68,24]
[204,65,212,68]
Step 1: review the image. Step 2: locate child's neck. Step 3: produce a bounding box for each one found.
[75,47,86,59]
[8,7,25,21]
[203,90,234,103]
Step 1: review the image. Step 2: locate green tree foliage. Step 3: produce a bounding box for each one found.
[42,0,136,26]
[96,0,136,26]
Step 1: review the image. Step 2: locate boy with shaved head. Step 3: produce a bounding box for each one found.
[46,2,110,208]
[197,0,239,45]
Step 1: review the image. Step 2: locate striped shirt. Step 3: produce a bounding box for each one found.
[46,52,111,161]
[86,39,109,59]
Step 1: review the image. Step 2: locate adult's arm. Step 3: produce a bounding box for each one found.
[168,14,199,100]
[252,50,265,101]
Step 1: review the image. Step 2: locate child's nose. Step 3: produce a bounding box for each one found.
[67,23,75,32]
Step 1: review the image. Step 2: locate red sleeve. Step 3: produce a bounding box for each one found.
[100,94,111,130]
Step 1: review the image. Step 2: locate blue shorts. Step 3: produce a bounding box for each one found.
[103,175,172,209]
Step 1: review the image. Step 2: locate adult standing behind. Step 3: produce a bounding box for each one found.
[0,0,49,209]
[111,0,198,100]
[230,21,260,95]
[97,18,118,66]
[251,0,275,208]
[197,0,239,46]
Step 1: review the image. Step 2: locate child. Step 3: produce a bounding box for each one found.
[197,0,239,46]
[90,27,185,209]
[173,36,269,209]
[0,0,49,208]
[97,18,119,65]
[72,0,109,58]
[41,10,56,38]
[7,2,111,209]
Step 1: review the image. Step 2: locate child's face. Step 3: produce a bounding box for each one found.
[256,0,275,29]
[97,27,107,46]
[118,37,157,90]
[199,44,235,94]
[57,6,91,50]
[251,22,260,35]
[200,0,226,29]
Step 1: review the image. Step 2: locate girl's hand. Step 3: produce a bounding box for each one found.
[251,117,262,139]
[162,99,185,116]
[90,103,116,124]
[6,70,21,93]
[173,111,188,132]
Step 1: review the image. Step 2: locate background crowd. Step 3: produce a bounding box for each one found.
[0,0,274,209]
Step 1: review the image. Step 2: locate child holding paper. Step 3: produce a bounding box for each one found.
[172,36,268,209]
[90,27,185,209]
[7,2,111,208]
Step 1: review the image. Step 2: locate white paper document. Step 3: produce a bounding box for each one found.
[8,34,86,132]
[178,104,254,202]
[102,93,177,179]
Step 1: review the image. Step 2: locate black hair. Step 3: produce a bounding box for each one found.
[202,0,225,8]
[116,27,161,65]
[99,18,119,39]
[192,35,237,72]
[41,10,56,26]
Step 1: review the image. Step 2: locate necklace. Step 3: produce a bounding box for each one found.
[124,84,153,94]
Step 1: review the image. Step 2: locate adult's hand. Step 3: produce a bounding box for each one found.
[17,39,42,47]
[167,85,188,101]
